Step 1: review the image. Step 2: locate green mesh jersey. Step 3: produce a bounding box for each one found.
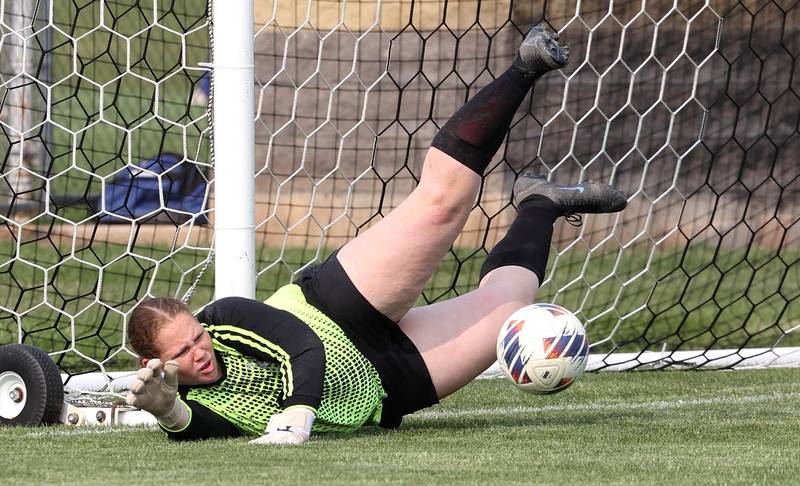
[183,285,386,435]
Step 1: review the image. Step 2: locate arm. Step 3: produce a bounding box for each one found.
[126,359,241,441]
[196,296,326,410]
[196,297,326,444]
[161,397,242,441]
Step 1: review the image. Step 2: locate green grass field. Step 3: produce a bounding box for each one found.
[2,369,799,485]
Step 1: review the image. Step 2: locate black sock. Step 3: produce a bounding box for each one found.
[431,66,535,175]
[479,196,562,284]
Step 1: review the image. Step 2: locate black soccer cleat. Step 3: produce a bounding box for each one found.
[513,173,628,215]
[512,24,570,77]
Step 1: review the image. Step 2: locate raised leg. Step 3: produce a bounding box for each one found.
[337,149,480,321]
[337,25,570,322]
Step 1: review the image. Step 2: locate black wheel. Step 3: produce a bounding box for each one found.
[0,344,64,426]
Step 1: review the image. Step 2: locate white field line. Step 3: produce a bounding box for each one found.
[409,391,800,420]
[22,426,156,438]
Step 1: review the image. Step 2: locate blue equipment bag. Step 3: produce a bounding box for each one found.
[99,153,209,224]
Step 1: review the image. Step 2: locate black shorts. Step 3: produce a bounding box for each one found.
[297,250,439,428]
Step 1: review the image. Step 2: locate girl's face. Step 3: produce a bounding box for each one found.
[145,312,222,385]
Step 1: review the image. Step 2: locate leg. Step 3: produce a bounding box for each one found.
[338,25,571,321]
[399,193,562,398]
[338,149,480,321]
[401,177,628,399]
[399,265,540,398]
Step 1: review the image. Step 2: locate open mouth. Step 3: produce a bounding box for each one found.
[199,360,214,374]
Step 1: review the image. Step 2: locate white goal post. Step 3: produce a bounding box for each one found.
[212,0,256,299]
[0,0,798,421]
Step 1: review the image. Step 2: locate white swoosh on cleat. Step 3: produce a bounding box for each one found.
[560,186,585,193]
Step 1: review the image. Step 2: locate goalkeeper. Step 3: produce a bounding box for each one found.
[126,25,626,445]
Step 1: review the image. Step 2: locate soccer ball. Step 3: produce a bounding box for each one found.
[496,303,589,394]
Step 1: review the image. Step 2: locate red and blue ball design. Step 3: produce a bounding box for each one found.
[497,303,589,394]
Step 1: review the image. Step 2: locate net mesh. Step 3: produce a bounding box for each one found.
[0,0,214,379]
[0,0,798,385]
[251,0,799,369]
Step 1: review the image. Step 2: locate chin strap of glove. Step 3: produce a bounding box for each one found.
[249,406,315,446]
[125,359,190,431]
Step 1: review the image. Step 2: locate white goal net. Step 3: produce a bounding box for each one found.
[0,0,798,390]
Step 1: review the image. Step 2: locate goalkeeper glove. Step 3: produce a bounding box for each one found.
[249,407,315,446]
[125,359,190,430]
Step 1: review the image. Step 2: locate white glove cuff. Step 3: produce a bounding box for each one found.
[266,406,315,432]
[157,398,191,432]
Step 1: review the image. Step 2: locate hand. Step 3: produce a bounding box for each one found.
[125,359,189,429]
[249,407,315,446]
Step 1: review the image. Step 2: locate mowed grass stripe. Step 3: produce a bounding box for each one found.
[410,390,800,420]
